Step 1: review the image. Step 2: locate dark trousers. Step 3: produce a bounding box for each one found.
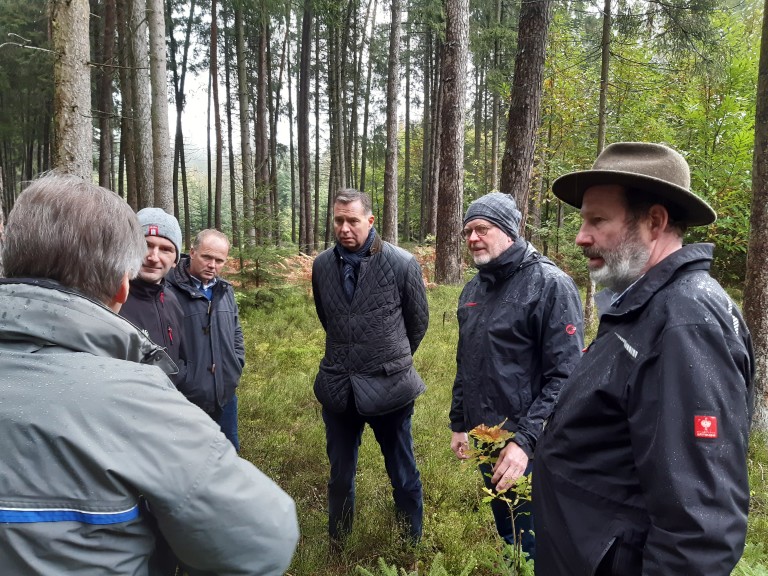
[479,461,535,562]
[322,399,423,542]
[213,394,239,452]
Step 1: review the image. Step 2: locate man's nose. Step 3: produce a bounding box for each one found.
[575,225,591,247]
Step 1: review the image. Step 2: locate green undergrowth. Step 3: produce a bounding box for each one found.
[234,279,768,574]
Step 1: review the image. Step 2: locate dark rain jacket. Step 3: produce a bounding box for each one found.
[449,239,584,457]
[533,243,754,576]
[167,258,245,414]
[312,234,429,416]
[120,277,186,388]
[0,279,298,575]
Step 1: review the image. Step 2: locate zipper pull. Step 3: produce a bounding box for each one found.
[168,325,173,345]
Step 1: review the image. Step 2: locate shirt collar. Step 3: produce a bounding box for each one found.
[190,275,218,292]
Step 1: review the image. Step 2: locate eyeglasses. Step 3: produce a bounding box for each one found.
[460,224,494,240]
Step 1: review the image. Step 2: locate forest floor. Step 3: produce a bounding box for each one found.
[226,247,768,575]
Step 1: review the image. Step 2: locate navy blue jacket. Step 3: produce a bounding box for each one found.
[167,258,245,413]
[533,244,754,576]
[450,240,584,457]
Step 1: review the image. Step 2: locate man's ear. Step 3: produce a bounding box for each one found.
[108,273,131,313]
[368,214,375,227]
[647,204,669,238]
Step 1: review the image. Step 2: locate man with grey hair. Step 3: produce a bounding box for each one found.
[168,228,244,451]
[450,191,584,562]
[0,174,298,575]
[534,142,754,575]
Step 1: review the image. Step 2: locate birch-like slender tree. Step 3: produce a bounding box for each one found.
[382,0,402,243]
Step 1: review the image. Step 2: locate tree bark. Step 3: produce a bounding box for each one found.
[235,2,256,244]
[51,0,91,178]
[129,0,155,207]
[210,0,223,230]
[499,0,553,229]
[98,0,116,188]
[148,0,172,212]
[434,0,469,284]
[298,0,314,253]
[382,0,402,244]
[743,0,768,432]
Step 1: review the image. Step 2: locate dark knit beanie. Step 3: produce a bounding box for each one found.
[463,192,521,239]
[136,208,183,263]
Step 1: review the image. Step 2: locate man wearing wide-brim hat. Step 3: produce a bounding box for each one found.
[532,142,755,576]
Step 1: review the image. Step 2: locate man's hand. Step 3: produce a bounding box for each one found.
[491,442,528,490]
[451,431,469,460]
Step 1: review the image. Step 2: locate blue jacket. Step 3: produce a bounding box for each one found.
[312,234,429,416]
[168,258,245,413]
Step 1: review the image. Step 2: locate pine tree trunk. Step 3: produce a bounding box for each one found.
[130,0,155,207]
[51,0,91,178]
[235,2,256,244]
[382,0,402,243]
[499,0,553,228]
[98,0,116,188]
[148,0,172,211]
[434,0,468,284]
[743,0,768,432]
[298,0,313,253]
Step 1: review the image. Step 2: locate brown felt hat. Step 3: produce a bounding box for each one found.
[552,142,716,226]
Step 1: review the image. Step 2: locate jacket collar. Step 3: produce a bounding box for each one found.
[0,279,175,372]
[603,243,714,318]
[477,239,536,286]
[128,277,165,300]
[171,257,230,297]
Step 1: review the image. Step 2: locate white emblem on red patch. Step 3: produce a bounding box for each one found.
[148,225,159,236]
[694,415,718,439]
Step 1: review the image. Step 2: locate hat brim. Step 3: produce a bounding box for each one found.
[551,170,716,226]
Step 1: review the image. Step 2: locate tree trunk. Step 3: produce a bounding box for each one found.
[298,0,314,253]
[499,0,553,229]
[116,0,138,208]
[98,0,116,188]
[235,2,256,244]
[148,0,172,212]
[382,0,402,244]
[742,0,768,432]
[403,17,411,242]
[359,0,378,194]
[224,11,239,251]
[129,0,155,207]
[51,0,91,178]
[210,0,223,230]
[419,27,432,241]
[434,0,469,284]
[255,18,271,242]
[314,16,321,249]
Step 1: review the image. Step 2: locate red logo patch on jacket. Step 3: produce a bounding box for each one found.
[465,302,477,307]
[565,324,577,335]
[694,415,718,439]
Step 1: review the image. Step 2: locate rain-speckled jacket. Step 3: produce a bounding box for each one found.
[449,240,584,457]
[167,258,245,413]
[533,243,754,576]
[312,234,429,416]
[0,280,298,575]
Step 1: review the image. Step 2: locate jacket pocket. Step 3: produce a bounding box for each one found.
[381,355,412,375]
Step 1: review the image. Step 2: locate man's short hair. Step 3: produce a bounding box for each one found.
[192,228,230,251]
[623,188,688,237]
[334,189,373,216]
[2,174,145,304]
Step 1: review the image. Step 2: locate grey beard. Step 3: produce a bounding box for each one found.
[588,239,649,293]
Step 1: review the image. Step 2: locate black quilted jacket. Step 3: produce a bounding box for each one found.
[312,234,429,416]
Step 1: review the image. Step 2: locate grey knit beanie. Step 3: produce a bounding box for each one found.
[136,208,182,263]
[463,192,521,239]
